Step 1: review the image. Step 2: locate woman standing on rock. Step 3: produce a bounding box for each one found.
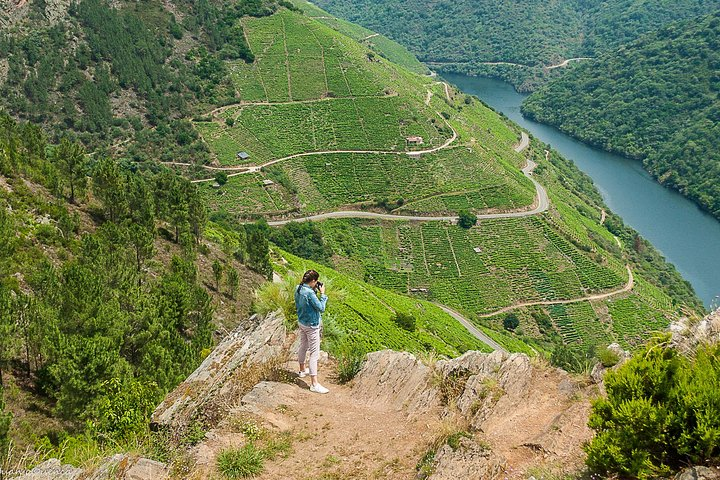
[295,269,329,394]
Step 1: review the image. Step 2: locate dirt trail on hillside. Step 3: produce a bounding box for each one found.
[187,110,459,183]
[477,265,634,318]
[192,363,441,480]
[190,352,594,479]
[266,157,548,225]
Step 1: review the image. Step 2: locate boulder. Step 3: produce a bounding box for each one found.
[124,458,168,480]
[428,437,506,480]
[151,311,287,428]
[12,459,82,480]
[670,309,720,354]
[351,350,436,414]
[11,456,168,480]
[675,466,720,480]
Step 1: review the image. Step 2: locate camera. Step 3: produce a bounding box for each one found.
[314,282,324,291]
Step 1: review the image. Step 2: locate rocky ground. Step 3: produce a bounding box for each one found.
[16,309,720,479]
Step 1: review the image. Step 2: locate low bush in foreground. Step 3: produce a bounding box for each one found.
[217,444,264,479]
[585,334,720,479]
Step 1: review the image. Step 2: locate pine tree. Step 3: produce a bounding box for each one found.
[92,156,128,222]
[226,267,239,299]
[53,137,88,204]
[212,260,224,292]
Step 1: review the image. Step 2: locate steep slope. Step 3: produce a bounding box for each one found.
[165,6,702,356]
[156,311,597,479]
[182,8,536,219]
[522,12,720,220]
[310,0,720,90]
[0,114,274,456]
[288,0,428,74]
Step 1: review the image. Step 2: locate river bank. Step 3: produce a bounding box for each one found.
[443,73,720,308]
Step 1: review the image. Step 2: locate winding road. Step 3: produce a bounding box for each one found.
[261,132,631,351]
[514,132,529,153]
[435,304,506,352]
[266,158,548,226]
[429,58,592,70]
[477,266,634,319]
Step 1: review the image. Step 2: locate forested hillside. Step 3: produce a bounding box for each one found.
[523,12,720,220]
[0,112,283,453]
[311,0,720,90]
[0,0,710,474]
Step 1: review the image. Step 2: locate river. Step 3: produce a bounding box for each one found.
[443,73,720,309]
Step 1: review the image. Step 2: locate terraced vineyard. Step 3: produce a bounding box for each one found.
[230,10,388,102]
[181,6,700,355]
[474,279,675,349]
[275,249,493,355]
[318,216,628,313]
[198,96,448,165]
[189,8,537,220]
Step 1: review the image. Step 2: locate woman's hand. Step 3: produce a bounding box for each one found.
[318,283,326,295]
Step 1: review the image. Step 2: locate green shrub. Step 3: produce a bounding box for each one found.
[320,313,345,354]
[253,271,299,329]
[392,311,416,332]
[596,345,620,367]
[217,444,264,479]
[502,314,519,331]
[457,210,477,229]
[336,345,365,384]
[215,171,228,185]
[550,343,595,375]
[585,335,720,479]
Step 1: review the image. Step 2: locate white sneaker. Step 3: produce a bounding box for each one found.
[310,383,329,394]
[298,368,310,378]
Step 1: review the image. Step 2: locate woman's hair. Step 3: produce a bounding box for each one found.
[300,269,320,285]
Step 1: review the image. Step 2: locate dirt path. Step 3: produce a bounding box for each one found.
[266,158,548,225]
[195,363,439,480]
[189,111,458,183]
[207,93,396,117]
[477,265,634,318]
[546,57,592,70]
[431,81,452,102]
[479,61,528,68]
[361,33,379,41]
[433,58,591,70]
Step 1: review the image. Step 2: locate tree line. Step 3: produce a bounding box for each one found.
[0,113,272,446]
[523,12,720,219]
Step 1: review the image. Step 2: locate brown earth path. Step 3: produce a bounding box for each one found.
[192,362,441,480]
[477,265,634,318]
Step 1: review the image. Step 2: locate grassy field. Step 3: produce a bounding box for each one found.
[198,95,449,164]
[274,249,494,356]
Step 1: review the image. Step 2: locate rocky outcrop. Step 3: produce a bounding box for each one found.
[670,308,720,354]
[12,455,168,480]
[428,437,507,480]
[151,311,287,428]
[352,349,595,476]
[675,466,720,480]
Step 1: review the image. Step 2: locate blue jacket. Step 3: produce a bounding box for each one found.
[294,284,328,327]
